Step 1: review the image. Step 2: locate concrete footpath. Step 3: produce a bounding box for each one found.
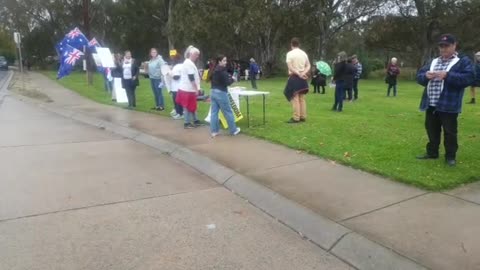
[0,70,355,270]
[6,71,480,270]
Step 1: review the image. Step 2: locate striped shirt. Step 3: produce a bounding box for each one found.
[427,54,457,107]
[354,62,362,79]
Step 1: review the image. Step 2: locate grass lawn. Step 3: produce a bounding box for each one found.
[44,71,480,191]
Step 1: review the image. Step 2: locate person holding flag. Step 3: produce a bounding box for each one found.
[88,37,113,94]
[57,45,84,79]
[55,27,89,79]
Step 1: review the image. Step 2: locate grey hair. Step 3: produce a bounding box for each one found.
[184,45,200,58]
[337,51,348,62]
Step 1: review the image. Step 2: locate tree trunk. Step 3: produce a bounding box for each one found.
[166,0,175,50]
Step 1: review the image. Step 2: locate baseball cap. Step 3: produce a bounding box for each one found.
[475,51,480,56]
[438,34,457,45]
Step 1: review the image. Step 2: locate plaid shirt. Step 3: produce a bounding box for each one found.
[427,54,457,106]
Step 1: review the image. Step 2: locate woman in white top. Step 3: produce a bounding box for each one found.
[121,50,139,108]
[175,45,203,129]
[170,54,184,119]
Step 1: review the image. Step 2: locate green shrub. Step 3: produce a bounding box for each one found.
[359,57,384,79]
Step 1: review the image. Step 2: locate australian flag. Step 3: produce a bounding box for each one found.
[64,27,88,49]
[88,37,100,52]
[55,27,88,56]
[88,37,105,73]
[57,45,84,79]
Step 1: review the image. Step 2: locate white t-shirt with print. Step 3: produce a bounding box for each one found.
[179,59,200,93]
[123,61,132,79]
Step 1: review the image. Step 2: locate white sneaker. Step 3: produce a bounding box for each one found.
[170,109,176,116]
[172,114,183,120]
[233,127,241,136]
[211,132,219,138]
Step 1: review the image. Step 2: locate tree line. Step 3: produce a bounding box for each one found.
[0,0,479,77]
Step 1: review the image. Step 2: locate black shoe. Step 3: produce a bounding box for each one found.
[184,123,195,129]
[446,159,456,167]
[337,109,343,112]
[416,154,439,160]
[156,107,165,111]
[287,118,300,124]
[300,118,306,122]
[194,120,205,126]
[468,98,476,104]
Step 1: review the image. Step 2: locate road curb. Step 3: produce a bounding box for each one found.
[6,79,429,270]
[0,70,14,93]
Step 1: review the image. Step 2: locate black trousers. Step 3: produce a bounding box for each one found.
[345,88,352,100]
[250,76,257,89]
[124,79,137,107]
[313,85,324,93]
[425,106,458,160]
[353,79,359,99]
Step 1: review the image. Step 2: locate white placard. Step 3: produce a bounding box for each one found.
[96,47,115,68]
[92,53,102,67]
[113,78,128,103]
[161,65,172,92]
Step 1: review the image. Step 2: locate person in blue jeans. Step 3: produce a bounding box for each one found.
[146,48,165,111]
[210,55,241,137]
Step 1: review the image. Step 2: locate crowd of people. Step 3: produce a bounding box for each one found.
[103,33,479,166]
[280,34,479,167]
[106,45,241,136]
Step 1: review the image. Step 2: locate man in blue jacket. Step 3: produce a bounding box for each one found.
[416,34,474,166]
[249,58,259,89]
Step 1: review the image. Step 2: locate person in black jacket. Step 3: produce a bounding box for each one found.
[332,51,348,112]
[120,51,140,108]
[344,58,357,101]
[209,55,241,137]
[386,57,400,97]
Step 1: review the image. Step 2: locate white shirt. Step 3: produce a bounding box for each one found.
[123,60,132,79]
[286,48,309,75]
[171,63,183,92]
[179,59,200,92]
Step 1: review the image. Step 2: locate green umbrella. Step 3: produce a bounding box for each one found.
[316,61,332,76]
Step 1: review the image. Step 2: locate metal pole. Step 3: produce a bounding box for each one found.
[246,96,250,128]
[263,94,266,125]
[18,43,23,73]
[83,0,93,85]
